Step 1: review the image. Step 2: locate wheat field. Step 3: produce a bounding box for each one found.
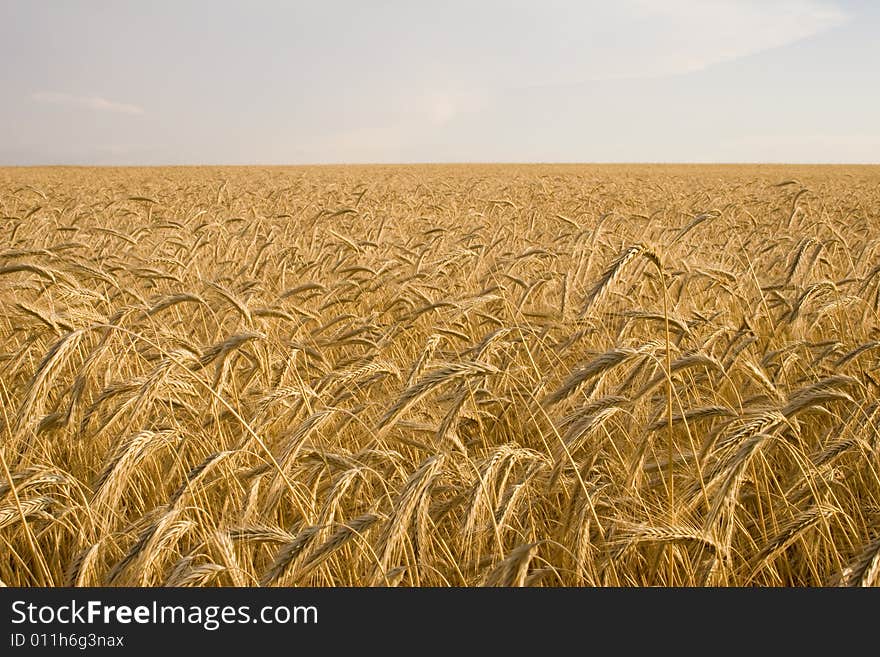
[1,164,878,587]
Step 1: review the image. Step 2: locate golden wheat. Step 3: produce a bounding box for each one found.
[1,163,878,586]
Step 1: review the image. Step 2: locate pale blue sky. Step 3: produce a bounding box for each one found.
[1,0,877,164]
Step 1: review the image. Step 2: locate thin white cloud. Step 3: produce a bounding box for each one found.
[427,94,458,126]
[505,0,850,87]
[420,90,489,126]
[618,0,850,79]
[31,92,144,115]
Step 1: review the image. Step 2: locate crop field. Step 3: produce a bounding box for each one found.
[1,164,879,587]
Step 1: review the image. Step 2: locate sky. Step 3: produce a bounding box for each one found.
[1,0,878,165]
